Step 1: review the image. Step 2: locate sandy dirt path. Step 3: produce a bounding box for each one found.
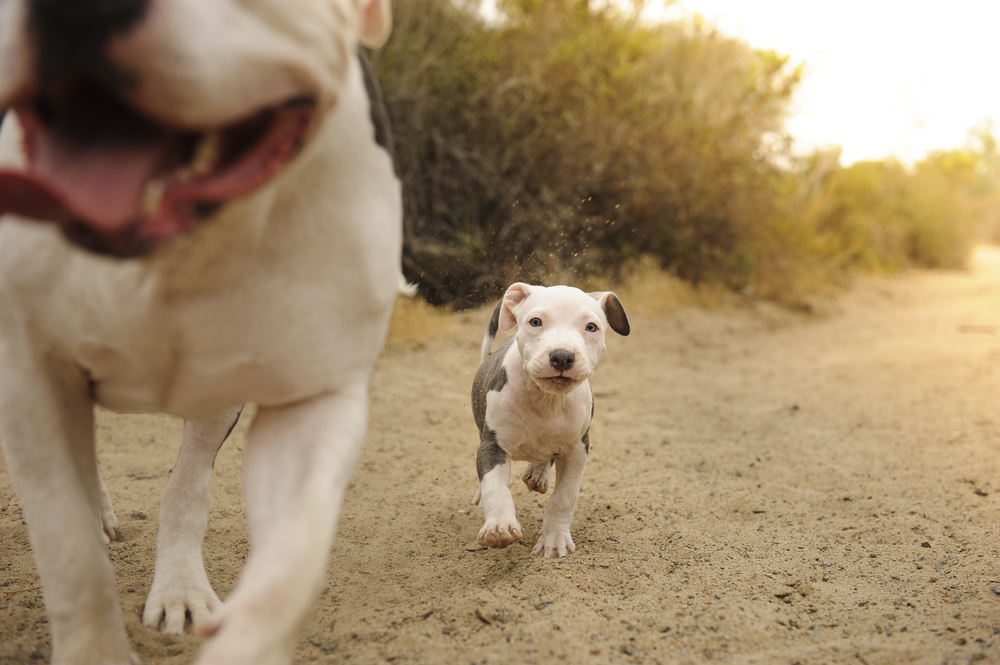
[5,248,1000,665]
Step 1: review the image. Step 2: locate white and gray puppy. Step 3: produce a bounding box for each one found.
[471,283,629,558]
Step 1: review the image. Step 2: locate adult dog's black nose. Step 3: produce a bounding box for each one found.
[549,349,575,372]
[30,0,150,85]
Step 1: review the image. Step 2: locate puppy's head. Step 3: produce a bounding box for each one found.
[499,283,629,395]
[0,0,391,257]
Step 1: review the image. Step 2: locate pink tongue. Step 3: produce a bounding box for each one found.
[0,129,168,232]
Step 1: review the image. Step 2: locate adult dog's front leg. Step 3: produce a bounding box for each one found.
[532,442,588,558]
[0,357,133,664]
[143,406,243,634]
[96,459,119,543]
[192,390,369,665]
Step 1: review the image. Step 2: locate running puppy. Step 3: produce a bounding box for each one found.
[472,283,629,558]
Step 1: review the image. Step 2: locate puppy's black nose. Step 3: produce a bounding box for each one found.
[30,0,150,84]
[549,349,575,372]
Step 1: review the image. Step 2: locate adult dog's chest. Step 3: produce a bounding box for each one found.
[80,272,385,418]
[2,210,397,419]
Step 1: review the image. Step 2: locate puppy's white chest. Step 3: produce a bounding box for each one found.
[486,381,591,463]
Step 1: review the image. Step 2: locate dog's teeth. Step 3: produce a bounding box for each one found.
[142,179,166,216]
[191,131,221,176]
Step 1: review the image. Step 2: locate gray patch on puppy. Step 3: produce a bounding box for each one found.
[476,428,508,480]
[480,300,504,361]
[487,300,502,339]
[471,336,512,434]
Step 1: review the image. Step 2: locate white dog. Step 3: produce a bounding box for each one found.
[472,283,629,558]
[0,1,401,664]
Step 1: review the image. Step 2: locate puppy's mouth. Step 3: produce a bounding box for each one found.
[538,375,579,392]
[0,76,315,257]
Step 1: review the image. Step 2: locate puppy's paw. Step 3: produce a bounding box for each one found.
[531,529,575,559]
[478,519,522,548]
[471,486,482,506]
[521,463,550,494]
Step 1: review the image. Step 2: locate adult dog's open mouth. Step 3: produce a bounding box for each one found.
[0,77,315,257]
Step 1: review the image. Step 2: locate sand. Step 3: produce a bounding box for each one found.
[4,248,1000,665]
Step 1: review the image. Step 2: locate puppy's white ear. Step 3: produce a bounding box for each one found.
[358,0,392,48]
[499,283,532,331]
[589,291,630,336]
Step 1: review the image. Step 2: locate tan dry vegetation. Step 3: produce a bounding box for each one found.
[597,257,736,318]
[6,249,1000,664]
[385,296,463,348]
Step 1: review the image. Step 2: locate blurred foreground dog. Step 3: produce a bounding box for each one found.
[472,283,629,558]
[0,1,402,663]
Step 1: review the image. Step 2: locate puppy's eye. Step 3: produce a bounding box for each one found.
[585,323,599,333]
[529,318,543,327]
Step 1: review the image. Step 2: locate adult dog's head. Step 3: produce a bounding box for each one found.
[0,0,390,257]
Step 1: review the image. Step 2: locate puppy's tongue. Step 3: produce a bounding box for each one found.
[0,133,171,233]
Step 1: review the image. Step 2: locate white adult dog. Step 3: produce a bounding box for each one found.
[0,1,401,664]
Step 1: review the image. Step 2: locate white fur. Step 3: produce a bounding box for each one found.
[0,1,399,664]
[475,284,626,559]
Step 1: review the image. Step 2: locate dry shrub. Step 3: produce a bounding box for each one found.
[373,0,800,307]
[371,0,995,311]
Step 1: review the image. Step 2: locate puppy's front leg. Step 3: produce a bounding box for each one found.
[532,441,588,558]
[0,356,133,664]
[476,434,521,548]
[143,406,243,634]
[193,389,369,665]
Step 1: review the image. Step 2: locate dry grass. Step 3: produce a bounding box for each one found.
[385,296,462,347]
[585,256,735,318]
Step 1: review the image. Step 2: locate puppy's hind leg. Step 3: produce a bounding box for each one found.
[143,406,243,635]
[521,459,552,494]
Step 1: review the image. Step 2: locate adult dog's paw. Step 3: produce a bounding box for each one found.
[100,505,119,543]
[521,463,550,494]
[531,529,575,558]
[478,519,522,548]
[143,566,221,634]
[98,483,119,543]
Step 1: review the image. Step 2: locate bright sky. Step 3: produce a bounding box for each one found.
[644,0,1000,165]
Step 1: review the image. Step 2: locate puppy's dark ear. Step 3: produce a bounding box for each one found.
[500,283,532,331]
[589,291,630,336]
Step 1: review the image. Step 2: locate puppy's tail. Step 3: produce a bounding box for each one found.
[481,300,503,363]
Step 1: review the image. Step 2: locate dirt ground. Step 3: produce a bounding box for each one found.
[5,248,1000,665]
